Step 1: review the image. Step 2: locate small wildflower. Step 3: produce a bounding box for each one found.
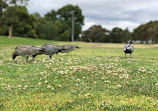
[104,80,111,83]
[1,83,5,86]
[30,85,34,88]
[38,82,42,86]
[119,74,129,79]
[75,84,78,86]
[47,85,51,89]
[138,67,146,73]
[101,100,106,106]
[126,81,129,85]
[117,84,122,88]
[18,85,22,88]
[107,70,112,74]
[45,80,48,84]
[21,79,25,82]
[76,79,81,82]
[7,85,11,91]
[58,85,62,88]
[24,85,28,88]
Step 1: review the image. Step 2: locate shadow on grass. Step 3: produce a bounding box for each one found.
[99,104,142,111]
[52,97,143,111]
[55,97,96,110]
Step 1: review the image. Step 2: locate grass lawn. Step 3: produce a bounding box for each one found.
[0,36,158,110]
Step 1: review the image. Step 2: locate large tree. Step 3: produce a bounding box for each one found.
[133,24,148,43]
[57,4,84,41]
[82,25,110,42]
[1,6,37,37]
[0,0,29,37]
[45,9,57,22]
[109,27,124,43]
[0,0,28,19]
[32,12,47,39]
[122,28,132,43]
[133,21,158,43]
[1,6,19,37]
[43,4,84,41]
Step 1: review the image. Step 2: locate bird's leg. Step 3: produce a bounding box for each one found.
[125,53,126,58]
[67,51,68,56]
[49,55,52,59]
[32,56,34,61]
[130,53,132,58]
[32,57,34,61]
[26,56,29,62]
[32,54,37,61]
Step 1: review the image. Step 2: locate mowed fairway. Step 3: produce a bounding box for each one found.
[0,36,158,111]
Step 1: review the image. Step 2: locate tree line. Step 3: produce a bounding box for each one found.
[82,25,132,43]
[0,0,158,43]
[83,21,158,43]
[0,0,84,41]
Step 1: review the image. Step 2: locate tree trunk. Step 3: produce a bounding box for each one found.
[9,26,13,37]
[0,8,3,26]
[141,40,143,44]
[152,39,154,44]
[0,7,3,20]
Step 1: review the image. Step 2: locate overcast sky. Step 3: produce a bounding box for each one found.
[27,0,158,32]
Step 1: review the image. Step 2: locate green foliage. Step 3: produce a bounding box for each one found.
[0,0,29,20]
[2,6,20,26]
[0,24,8,35]
[41,4,84,41]
[60,29,71,41]
[1,6,37,38]
[110,27,124,43]
[57,4,84,40]
[82,25,110,42]
[40,21,59,40]
[82,26,131,43]
[32,13,47,39]
[133,21,158,44]
[0,4,85,41]
[44,9,57,22]
[133,24,148,43]
[122,28,132,42]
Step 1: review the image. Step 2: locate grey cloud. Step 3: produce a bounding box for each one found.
[28,0,158,32]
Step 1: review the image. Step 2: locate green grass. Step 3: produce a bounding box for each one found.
[0,36,158,111]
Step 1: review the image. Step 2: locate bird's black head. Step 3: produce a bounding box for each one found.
[58,49,63,52]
